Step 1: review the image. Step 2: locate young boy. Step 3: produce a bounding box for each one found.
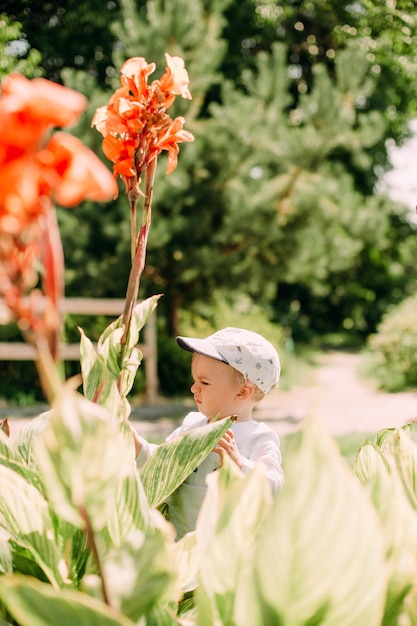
[134,327,284,539]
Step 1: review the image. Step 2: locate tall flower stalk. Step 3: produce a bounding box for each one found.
[92,54,194,367]
[0,73,117,401]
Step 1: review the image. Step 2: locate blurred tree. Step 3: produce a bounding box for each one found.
[0,13,42,77]
[3,0,417,341]
[1,0,121,85]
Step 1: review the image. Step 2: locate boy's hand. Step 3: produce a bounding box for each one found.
[130,423,143,458]
[213,429,243,469]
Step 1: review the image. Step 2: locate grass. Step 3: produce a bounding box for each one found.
[280,429,378,469]
[335,431,377,467]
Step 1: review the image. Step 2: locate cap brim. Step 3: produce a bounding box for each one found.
[176,336,227,363]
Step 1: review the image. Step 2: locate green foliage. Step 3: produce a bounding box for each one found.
[363,294,417,392]
[3,0,121,86]
[8,0,417,340]
[3,335,417,626]
[157,331,193,397]
[0,14,42,79]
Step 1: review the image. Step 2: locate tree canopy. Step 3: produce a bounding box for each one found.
[2,0,417,340]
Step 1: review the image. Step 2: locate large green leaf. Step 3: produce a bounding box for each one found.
[105,463,154,547]
[10,412,50,469]
[353,440,391,483]
[172,531,200,594]
[0,455,44,493]
[365,469,417,626]
[97,295,161,399]
[0,575,136,626]
[375,424,414,449]
[0,528,12,575]
[195,457,272,626]
[252,418,387,626]
[34,386,133,531]
[139,417,234,508]
[79,329,121,418]
[0,465,65,587]
[353,426,417,623]
[80,295,160,418]
[406,583,417,626]
[386,428,417,510]
[99,527,179,622]
[0,429,19,462]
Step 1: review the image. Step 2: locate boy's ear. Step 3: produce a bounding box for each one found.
[237,381,256,401]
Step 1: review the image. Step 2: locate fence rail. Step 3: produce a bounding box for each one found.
[0,298,159,403]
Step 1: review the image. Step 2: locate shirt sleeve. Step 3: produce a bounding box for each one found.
[238,427,284,492]
[135,438,158,468]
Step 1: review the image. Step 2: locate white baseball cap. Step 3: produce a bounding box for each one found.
[176,327,281,394]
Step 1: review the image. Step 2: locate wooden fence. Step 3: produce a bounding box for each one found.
[0,298,159,403]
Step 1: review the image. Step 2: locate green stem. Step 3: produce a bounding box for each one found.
[129,197,137,264]
[119,158,157,368]
[79,506,113,607]
[33,335,63,404]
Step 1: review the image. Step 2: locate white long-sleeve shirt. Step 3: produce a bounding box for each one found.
[136,411,284,539]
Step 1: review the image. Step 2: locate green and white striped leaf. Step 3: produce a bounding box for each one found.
[406,582,417,626]
[101,528,179,622]
[12,412,51,469]
[0,429,19,462]
[34,386,132,531]
[196,457,272,626]
[385,428,417,511]
[0,455,43,494]
[172,531,200,594]
[0,575,136,626]
[375,422,414,449]
[80,295,160,418]
[364,468,417,625]
[253,418,387,626]
[0,465,66,587]
[140,417,234,508]
[97,295,160,369]
[0,528,12,574]
[105,464,154,547]
[79,330,121,418]
[353,440,392,483]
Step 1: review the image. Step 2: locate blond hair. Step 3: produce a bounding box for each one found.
[230,367,265,402]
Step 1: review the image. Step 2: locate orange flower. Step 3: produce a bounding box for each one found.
[92,53,194,198]
[159,54,192,100]
[0,73,87,151]
[0,73,117,364]
[38,133,118,206]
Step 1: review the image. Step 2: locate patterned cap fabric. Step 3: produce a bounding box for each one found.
[176,327,281,394]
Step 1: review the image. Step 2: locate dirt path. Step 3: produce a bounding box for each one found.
[257,351,417,436]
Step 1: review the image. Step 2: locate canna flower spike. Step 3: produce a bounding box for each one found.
[92,54,194,364]
[92,53,194,203]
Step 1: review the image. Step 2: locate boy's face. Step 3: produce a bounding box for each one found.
[190,353,241,421]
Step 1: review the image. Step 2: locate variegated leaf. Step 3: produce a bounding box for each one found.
[0,575,136,626]
[365,469,417,625]
[385,429,417,510]
[0,465,66,587]
[140,417,234,508]
[196,457,272,626]
[353,440,391,483]
[253,418,387,626]
[34,386,133,531]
